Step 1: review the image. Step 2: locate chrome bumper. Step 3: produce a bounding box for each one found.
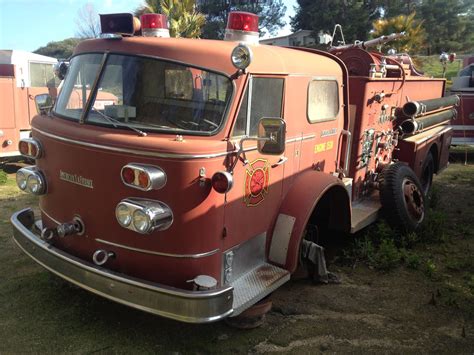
[11,208,234,323]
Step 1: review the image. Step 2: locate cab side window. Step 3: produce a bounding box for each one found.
[307,79,339,123]
[233,77,284,137]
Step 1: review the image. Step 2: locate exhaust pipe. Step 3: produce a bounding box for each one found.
[402,95,460,117]
[400,108,457,135]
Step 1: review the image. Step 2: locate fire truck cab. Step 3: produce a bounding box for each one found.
[11,12,453,323]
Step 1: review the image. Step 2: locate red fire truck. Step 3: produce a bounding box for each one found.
[11,12,455,323]
[0,50,58,160]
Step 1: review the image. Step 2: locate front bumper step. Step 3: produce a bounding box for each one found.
[230,263,290,316]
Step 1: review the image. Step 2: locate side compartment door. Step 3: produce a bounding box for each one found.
[223,75,286,252]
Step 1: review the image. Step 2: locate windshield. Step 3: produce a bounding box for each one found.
[55,53,233,134]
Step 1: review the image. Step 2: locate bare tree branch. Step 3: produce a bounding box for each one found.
[75,3,101,39]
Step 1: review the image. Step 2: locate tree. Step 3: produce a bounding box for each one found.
[372,13,426,53]
[199,0,287,39]
[134,0,205,38]
[419,0,474,54]
[291,0,381,44]
[75,3,101,39]
[34,38,82,59]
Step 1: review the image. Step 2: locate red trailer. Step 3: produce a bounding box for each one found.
[11,12,453,324]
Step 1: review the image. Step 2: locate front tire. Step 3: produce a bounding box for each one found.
[379,163,425,232]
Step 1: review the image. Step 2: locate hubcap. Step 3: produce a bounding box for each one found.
[403,178,424,221]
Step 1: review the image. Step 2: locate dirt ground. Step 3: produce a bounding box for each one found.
[0,152,473,353]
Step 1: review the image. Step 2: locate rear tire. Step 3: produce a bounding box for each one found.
[379,163,425,232]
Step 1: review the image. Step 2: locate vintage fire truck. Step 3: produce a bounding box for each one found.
[11,12,456,323]
[0,50,58,160]
[450,55,474,145]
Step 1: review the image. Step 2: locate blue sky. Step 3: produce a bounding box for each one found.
[0,0,296,52]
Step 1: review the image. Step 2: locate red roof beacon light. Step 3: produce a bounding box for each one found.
[224,11,259,44]
[140,14,170,38]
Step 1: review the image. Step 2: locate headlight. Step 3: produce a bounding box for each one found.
[133,209,151,233]
[115,198,173,234]
[231,43,253,70]
[115,203,132,227]
[16,167,46,195]
[16,170,27,190]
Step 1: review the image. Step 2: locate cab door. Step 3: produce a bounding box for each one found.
[223,75,286,251]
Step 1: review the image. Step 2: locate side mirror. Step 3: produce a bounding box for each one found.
[53,61,69,80]
[35,94,53,115]
[257,118,286,155]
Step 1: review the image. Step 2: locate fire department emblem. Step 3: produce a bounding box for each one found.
[244,159,270,207]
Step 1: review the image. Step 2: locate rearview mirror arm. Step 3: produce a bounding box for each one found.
[229,136,272,173]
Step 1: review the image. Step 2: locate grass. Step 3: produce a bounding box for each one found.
[1,152,473,352]
[340,149,474,318]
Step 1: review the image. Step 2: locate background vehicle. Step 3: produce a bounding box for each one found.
[11,12,454,324]
[0,50,58,160]
[450,55,474,145]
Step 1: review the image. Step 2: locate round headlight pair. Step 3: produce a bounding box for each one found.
[16,167,46,195]
[115,203,151,234]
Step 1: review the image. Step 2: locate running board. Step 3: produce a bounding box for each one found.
[351,196,382,233]
[230,262,290,316]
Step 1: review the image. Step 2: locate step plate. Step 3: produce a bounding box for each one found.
[230,263,290,316]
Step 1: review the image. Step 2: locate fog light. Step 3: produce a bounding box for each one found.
[16,170,27,190]
[115,203,132,227]
[133,209,151,233]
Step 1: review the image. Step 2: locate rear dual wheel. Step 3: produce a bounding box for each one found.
[379,163,425,232]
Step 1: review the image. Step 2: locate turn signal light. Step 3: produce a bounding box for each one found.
[120,163,166,191]
[211,171,233,194]
[19,138,42,159]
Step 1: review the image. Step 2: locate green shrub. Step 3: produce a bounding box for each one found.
[0,170,7,185]
[405,252,422,270]
[372,239,401,271]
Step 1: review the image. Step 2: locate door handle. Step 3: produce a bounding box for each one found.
[272,156,288,168]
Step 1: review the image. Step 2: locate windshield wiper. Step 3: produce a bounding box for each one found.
[90,107,147,137]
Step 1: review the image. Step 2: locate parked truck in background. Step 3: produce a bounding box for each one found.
[0,50,58,160]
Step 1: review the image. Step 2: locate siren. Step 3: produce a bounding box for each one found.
[140,13,170,38]
[99,13,141,36]
[224,11,259,44]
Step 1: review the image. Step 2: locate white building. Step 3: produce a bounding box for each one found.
[260,30,332,47]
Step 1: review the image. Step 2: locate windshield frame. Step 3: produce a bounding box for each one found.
[53,51,236,137]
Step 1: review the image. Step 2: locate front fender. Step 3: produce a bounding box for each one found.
[268,170,350,273]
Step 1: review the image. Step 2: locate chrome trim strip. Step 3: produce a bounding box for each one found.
[39,206,61,225]
[452,125,474,131]
[33,127,316,159]
[95,238,219,259]
[11,208,234,323]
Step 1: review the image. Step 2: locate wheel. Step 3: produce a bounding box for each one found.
[378,163,425,232]
[420,152,434,196]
